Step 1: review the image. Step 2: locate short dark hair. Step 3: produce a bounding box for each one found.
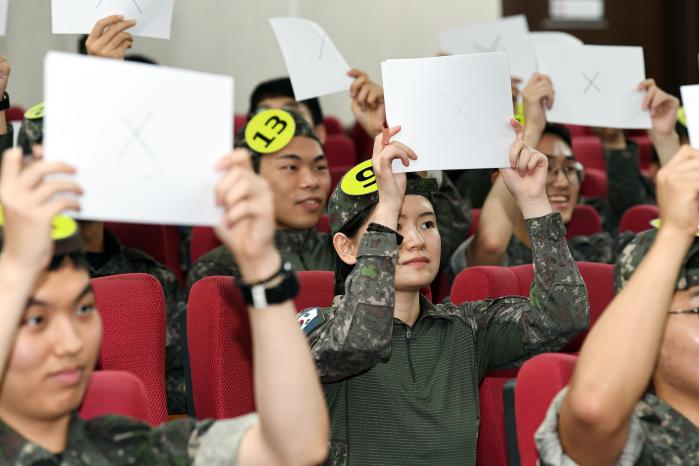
[78,35,89,55]
[48,251,89,272]
[542,123,573,148]
[249,77,324,127]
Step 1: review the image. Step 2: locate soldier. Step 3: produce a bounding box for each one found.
[0,146,328,464]
[452,73,680,270]
[300,121,590,465]
[16,105,188,415]
[535,145,699,465]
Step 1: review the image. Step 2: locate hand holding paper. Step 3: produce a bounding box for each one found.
[381,52,515,172]
[270,17,352,101]
[43,52,232,226]
[85,15,136,59]
[52,0,174,39]
[536,44,652,129]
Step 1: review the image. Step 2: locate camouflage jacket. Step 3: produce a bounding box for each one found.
[186,228,336,290]
[90,230,186,414]
[0,412,258,465]
[536,388,699,465]
[303,213,589,465]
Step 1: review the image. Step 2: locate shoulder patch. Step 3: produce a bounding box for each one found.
[298,307,324,335]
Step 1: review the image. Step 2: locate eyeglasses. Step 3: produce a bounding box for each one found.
[546,163,582,185]
[668,307,699,316]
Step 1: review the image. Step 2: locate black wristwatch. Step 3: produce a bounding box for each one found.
[0,92,9,111]
[367,222,404,245]
[236,261,299,309]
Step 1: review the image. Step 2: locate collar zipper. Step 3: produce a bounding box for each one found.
[406,328,417,383]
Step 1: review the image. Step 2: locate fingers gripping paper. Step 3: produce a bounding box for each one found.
[381,53,514,173]
[270,17,353,101]
[43,52,232,226]
[536,44,652,129]
[51,0,175,39]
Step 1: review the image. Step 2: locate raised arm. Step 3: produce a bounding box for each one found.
[348,69,385,138]
[0,148,82,378]
[640,79,681,166]
[214,149,328,466]
[558,146,699,466]
[308,128,416,382]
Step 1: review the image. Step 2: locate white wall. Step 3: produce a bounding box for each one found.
[0,0,500,124]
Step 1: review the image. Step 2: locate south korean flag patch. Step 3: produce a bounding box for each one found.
[298,307,324,335]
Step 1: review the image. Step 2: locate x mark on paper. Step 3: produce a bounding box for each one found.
[96,0,143,14]
[582,71,602,93]
[472,34,503,53]
[437,88,479,136]
[309,26,327,60]
[115,111,157,163]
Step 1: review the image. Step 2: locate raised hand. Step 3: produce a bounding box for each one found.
[85,15,136,60]
[349,69,386,138]
[656,145,699,239]
[639,79,680,136]
[522,73,555,147]
[500,119,552,219]
[214,149,280,282]
[0,148,82,273]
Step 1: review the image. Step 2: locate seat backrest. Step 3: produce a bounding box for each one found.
[234,114,248,132]
[104,223,183,284]
[187,273,337,419]
[515,353,577,466]
[451,262,613,353]
[580,167,608,198]
[618,204,659,234]
[350,121,375,161]
[477,368,520,466]
[92,274,169,425]
[190,226,222,264]
[571,135,605,171]
[329,164,353,197]
[6,106,25,122]
[79,370,150,423]
[323,116,343,135]
[567,204,602,239]
[564,124,593,138]
[325,135,358,168]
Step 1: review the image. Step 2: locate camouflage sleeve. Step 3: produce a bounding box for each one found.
[306,231,398,383]
[186,256,240,291]
[149,265,187,414]
[605,142,657,223]
[0,123,13,155]
[566,231,637,265]
[468,213,589,373]
[535,388,646,466]
[432,174,471,270]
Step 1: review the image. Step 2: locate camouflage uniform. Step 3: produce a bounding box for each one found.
[303,213,590,465]
[0,123,12,156]
[536,387,699,465]
[93,229,186,414]
[0,412,258,465]
[186,229,335,289]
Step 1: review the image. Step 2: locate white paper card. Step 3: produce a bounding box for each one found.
[536,44,651,129]
[270,17,352,101]
[681,85,699,148]
[530,31,583,48]
[438,15,529,55]
[44,52,232,226]
[501,34,537,83]
[51,0,175,39]
[0,0,8,36]
[382,53,514,172]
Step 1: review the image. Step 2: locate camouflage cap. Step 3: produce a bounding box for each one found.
[328,160,438,235]
[614,228,699,293]
[17,103,45,156]
[0,207,84,258]
[234,107,321,157]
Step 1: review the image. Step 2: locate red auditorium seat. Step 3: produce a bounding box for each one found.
[564,124,593,138]
[325,134,358,167]
[93,274,169,425]
[187,272,336,419]
[580,167,608,198]
[450,263,613,466]
[190,226,221,263]
[515,353,578,466]
[6,106,25,122]
[79,371,150,423]
[323,116,343,135]
[105,222,183,284]
[628,134,653,171]
[618,204,659,233]
[330,164,353,196]
[467,205,601,240]
[351,121,375,161]
[565,204,602,238]
[572,136,605,171]
[234,114,248,132]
